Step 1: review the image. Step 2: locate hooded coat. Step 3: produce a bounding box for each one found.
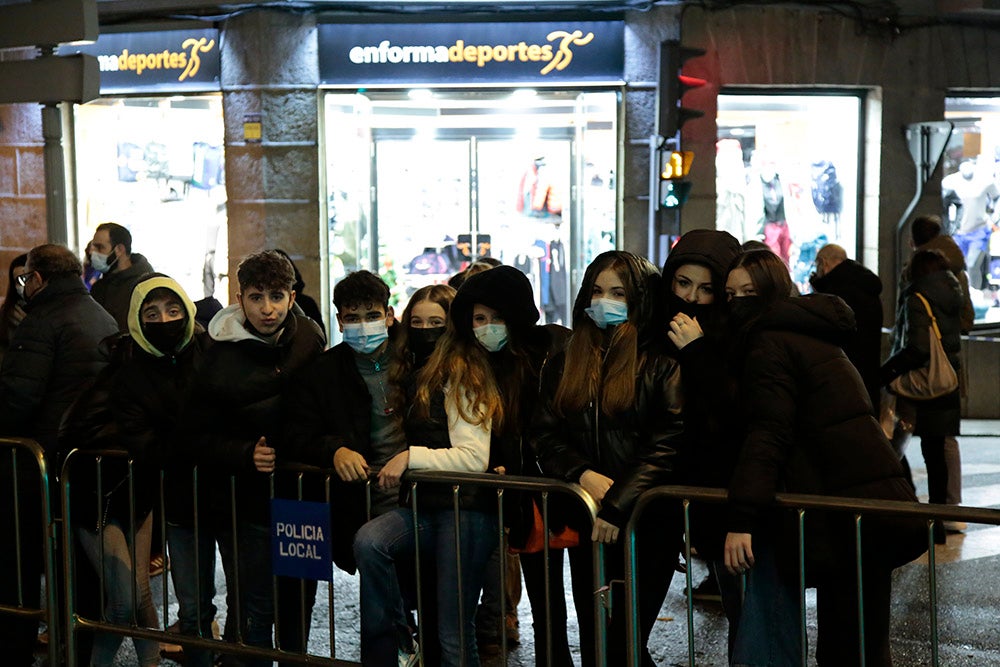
[91,253,155,331]
[729,294,924,575]
[660,230,743,558]
[809,258,884,412]
[59,275,211,528]
[184,303,325,525]
[903,235,974,332]
[882,269,964,437]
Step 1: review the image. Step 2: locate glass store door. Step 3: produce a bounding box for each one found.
[323,89,619,325]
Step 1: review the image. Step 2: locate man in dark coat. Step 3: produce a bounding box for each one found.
[810,243,884,412]
[183,250,324,664]
[0,243,118,666]
[89,222,156,330]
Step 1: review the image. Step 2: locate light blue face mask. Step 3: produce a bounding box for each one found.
[474,323,508,352]
[343,320,389,355]
[585,297,629,329]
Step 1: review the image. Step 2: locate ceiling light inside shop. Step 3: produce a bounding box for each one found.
[408,88,434,101]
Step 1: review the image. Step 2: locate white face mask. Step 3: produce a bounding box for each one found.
[90,250,116,274]
[474,323,508,352]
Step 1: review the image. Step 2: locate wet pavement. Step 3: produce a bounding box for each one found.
[111,421,1000,666]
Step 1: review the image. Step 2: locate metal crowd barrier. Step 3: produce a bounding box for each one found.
[58,452,605,667]
[0,437,60,667]
[406,470,604,667]
[623,485,1000,667]
[60,449,360,666]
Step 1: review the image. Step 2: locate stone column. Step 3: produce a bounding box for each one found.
[220,10,321,305]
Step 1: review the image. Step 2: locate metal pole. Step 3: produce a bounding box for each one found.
[41,103,70,244]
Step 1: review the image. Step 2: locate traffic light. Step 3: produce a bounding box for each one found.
[658,40,707,140]
[660,150,694,209]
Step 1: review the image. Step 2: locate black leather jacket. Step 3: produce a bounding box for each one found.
[531,347,683,528]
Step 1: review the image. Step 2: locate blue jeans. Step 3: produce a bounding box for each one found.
[166,522,219,667]
[217,520,274,667]
[77,513,160,667]
[731,536,802,667]
[354,507,499,667]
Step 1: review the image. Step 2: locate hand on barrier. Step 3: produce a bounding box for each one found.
[334,446,370,482]
[591,517,620,544]
[724,532,754,575]
[253,437,276,473]
[379,450,409,489]
[579,469,615,504]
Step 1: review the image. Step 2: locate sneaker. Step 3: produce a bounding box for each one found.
[398,641,419,667]
[943,520,967,533]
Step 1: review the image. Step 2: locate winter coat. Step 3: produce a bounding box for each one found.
[531,346,684,530]
[809,259,884,413]
[0,274,118,456]
[903,236,974,332]
[882,270,964,437]
[729,294,924,577]
[90,253,155,330]
[58,275,211,530]
[670,334,743,559]
[282,340,394,573]
[184,305,325,526]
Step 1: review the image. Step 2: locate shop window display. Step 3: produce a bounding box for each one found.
[74,96,228,304]
[323,90,618,330]
[716,93,861,292]
[944,97,1000,324]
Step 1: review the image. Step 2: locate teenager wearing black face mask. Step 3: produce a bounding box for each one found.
[660,230,746,659]
[390,283,456,388]
[721,249,924,667]
[61,273,213,667]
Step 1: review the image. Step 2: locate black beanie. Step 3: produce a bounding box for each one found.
[662,229,742,283]
[451,265,539,336]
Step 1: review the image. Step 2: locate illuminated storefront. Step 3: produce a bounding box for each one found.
[63,30,228,303]
[319,21,623,325]
[716,92,864,292]
[944,95,1000,324]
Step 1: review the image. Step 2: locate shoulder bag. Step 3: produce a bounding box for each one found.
[889,292,959,400]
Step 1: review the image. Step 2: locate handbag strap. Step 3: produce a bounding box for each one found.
[913,292,943,341]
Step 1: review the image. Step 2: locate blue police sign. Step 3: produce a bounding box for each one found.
[271,499,332,581]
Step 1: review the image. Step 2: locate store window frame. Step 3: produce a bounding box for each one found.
[717,86,868,262]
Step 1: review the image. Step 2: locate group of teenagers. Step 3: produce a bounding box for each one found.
[50,228,941,667]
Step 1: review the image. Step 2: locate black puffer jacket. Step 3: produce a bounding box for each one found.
[730,294,924,574]
[532,348,683,529]
[185,306,325,525]
[809,259,884,412]
[283,339,391,573]
[0,274,118,456]
[882,269,963,437]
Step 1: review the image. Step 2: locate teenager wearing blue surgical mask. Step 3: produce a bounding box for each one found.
[353,265,568,667]
[532,250,684,667]
[280,269,409,659]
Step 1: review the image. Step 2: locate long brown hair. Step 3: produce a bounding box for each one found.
[413,317,504,429]
[389,284,456,399]
[554,251,661,418]
[728,249,797,307]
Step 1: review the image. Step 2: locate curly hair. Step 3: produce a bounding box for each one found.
[236,250,295,293]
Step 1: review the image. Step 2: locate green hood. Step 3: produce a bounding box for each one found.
[127,275,197,357]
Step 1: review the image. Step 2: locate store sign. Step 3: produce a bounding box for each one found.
[60,29,221,94]
[319,22,624,85]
